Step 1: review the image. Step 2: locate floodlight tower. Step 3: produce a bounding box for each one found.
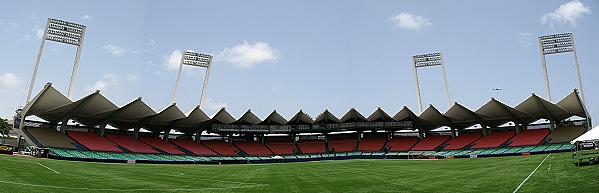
[171,51,213,109]
[412,52,451,114]
[27,18,86,102]
[538,32,585,103]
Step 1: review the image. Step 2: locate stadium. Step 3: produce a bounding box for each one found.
[2,2,599,192]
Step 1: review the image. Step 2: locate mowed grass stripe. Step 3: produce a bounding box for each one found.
[0,153,595,192]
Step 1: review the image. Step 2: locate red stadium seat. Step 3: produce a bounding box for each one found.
[201,140,239,156]
[328,138,357,153]
[169,139,217,156]
[443,133,482,150]
[265,141,297,155]
[67,131,122,152]
[470,131,515,149]
[234,141,274,156]
[411,135,450,151]
[138,137,186,155]
[386,137,419,151]
[296,140,326,154]
[508,129,550,147]
[104,134,159,154]
[358,137,387,151]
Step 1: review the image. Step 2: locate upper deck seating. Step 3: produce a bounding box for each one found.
[138,137,186,155]
[443,133,482,150]
[386,137,419,151]
[358,137,387,151]
[201,140,239,156]
[470,131,515,149]
[411,135,450,151]
[328,138,357,152]
[66,131,121,152]
[104,134,159,154]
[296,140,326,154]
[169,139,217,156]
[26,127,78,149]
[265,141,297,155]
[547,126,586,144]
[234,141,273,156]
[508,129,550,147]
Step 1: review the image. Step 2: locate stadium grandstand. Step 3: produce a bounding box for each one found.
[9,82,590,163]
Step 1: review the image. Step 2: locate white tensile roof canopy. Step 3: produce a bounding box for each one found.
[19,83,590,135]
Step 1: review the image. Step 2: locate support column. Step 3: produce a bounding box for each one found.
[163,129,171,141]
[418,129,425,139]
[482,124,489,136]
[515,122,522,134]
[450,127,456,138]
[99,122,107,137]
[132,127,140,140]
[195,130,202,143]
[59,121,68,134]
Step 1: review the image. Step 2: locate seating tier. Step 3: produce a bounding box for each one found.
[296,140,326,154]
[104,134,159,154]
[169,139,217,156]
[547,126,585,144]
[470,131,515,149]
[66,131,121,152]
[358,137,387,151]
[508,129,550,147]
[265,141,297,155]
[443,133,482,150]
[411,135,450,151]
[328,138,357,153]
[26,127,78,149]
[201,140,239,156]
[138,137,186,155]
[234,141,273,156]
[386,137,419,151]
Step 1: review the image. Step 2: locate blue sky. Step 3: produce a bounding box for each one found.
[1,0,597,127]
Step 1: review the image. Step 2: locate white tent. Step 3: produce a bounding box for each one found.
[571,125,599,144]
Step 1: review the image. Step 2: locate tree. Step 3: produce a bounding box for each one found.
[0,118,10,138]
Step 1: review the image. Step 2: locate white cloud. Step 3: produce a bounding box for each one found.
[103,45,130,56]
[0,21,19,28]
[541,0,591,27]
[147,39,155,45]
[85,73,119,92]
[0,73,24,88]
[389,12,432,31]
[217,41,279,69]
[81,15,94,20]
[513,32,533,47]
[164,50,183,70]
[36,28,44,39]
[203,98,228,111]
[126,74,138,81]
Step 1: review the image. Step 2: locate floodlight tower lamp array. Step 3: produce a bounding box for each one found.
[538,32,585,104]
[412,52,452,114]
[27,18,86,103]
[171,51,213,110]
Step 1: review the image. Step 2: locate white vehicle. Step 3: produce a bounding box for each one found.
[19,146,37,155]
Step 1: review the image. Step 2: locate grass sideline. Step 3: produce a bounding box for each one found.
[0,152,596,192]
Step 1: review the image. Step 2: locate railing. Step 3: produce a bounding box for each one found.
[211,121,413,133]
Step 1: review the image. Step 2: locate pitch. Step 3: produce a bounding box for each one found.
[0,152,596,192]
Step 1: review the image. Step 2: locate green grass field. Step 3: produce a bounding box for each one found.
[0,152,596,192]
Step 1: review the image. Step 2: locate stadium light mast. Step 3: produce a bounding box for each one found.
[538,32,585,103]
[27,18,86,102]
[412,52,451,114]
[171,51,213,109]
